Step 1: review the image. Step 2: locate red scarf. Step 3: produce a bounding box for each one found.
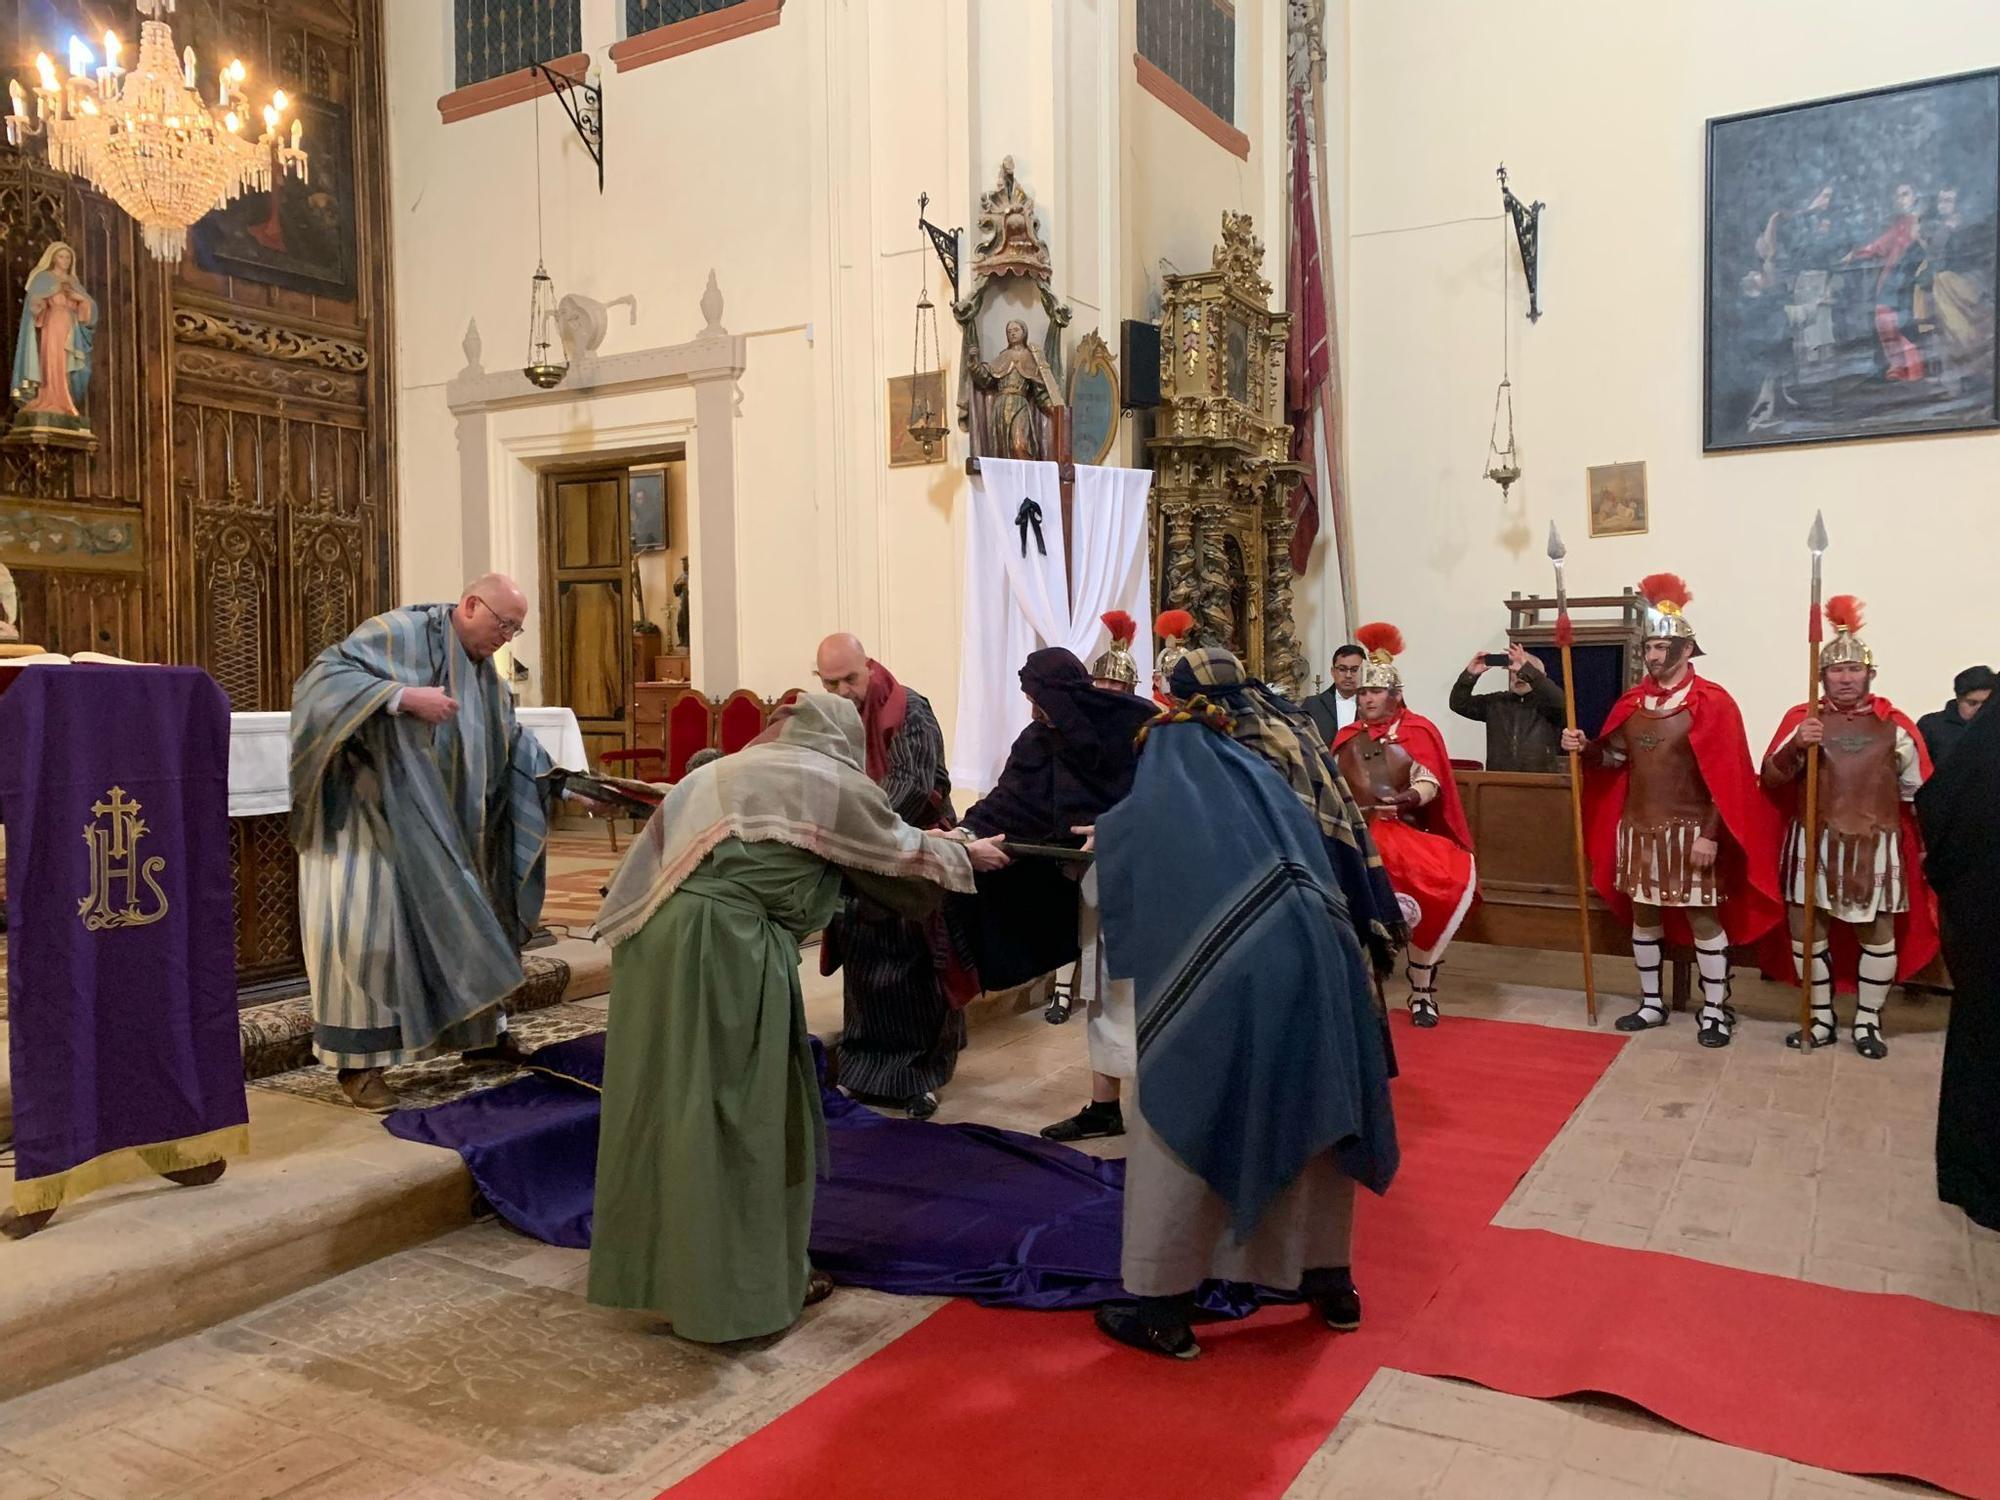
[860,658,909,784]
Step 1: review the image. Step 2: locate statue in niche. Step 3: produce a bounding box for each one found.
[971,319,1061,461]
[8,243,97,448]
[0,561,18,642]
[972,156,1052,283]
[672,557,690,652]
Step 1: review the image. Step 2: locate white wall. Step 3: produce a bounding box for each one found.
[386,0,1300,740]
[1346,0,2000,756]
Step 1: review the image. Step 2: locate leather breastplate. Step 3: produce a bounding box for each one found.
[1337,734,1415,809]
[1623,706,1712,825]
[1815,709,1900,834]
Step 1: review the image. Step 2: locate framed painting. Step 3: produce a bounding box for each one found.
[887,370,949,467]
[629,470,667,552]
[1586,462,1648,538]
[1067,330,1121,466]
[191,97,357,301]
[1704,70,2000,451]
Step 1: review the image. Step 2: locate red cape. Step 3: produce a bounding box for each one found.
[1580,674,1785,948]
[1760,696,1939,983]
[1334,709,1474,852]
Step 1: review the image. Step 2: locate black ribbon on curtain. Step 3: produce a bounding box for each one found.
[1016,498,1047,557]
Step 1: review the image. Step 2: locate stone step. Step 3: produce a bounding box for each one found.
[0,940,611,1402]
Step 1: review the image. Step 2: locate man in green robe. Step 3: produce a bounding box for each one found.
[589,694,1008,1343]
[290,573,592,1111]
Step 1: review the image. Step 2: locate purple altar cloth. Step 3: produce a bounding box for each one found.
[388,1034,1289,1315]
[0,665,247,1213]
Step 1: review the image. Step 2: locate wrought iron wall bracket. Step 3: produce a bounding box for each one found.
[531,61,603,193]
[917,191,961,300]
[1496,162,1543,322]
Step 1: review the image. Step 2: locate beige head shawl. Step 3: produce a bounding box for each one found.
[594,692,973,947]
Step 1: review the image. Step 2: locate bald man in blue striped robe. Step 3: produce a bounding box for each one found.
[289,575,566,1111]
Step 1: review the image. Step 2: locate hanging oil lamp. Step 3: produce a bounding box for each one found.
[905,193,950,458]
[522,96,567,390]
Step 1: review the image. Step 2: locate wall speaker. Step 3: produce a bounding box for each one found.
[1121,320,1161,409]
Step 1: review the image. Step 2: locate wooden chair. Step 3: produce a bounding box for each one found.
[665,689,717,782]
[716,689,769,754]
[595,746,666,852]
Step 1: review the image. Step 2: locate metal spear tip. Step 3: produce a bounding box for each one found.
[1808,510,1828,555]
[1546,521,1567,561]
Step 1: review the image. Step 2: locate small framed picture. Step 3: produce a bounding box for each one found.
[629,470,668,552]
[1587,461,1648,538]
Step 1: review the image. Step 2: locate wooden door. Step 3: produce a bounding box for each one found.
[540,471,632,769]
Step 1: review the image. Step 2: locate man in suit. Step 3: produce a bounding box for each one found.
[1304,643,1366,744]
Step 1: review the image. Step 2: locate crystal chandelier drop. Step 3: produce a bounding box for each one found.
[5,0,307,263]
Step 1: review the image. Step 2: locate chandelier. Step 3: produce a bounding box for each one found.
[4,0,306,263]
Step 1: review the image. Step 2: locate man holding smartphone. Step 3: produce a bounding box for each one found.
[1449,642,1566,772]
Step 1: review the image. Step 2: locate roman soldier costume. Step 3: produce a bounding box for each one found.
[1153,609,1196,706]
[1331,623,1477,1028]
[1760,596,1937,1058]
[1091,610,1140,691]
[1577,574,1784,1046]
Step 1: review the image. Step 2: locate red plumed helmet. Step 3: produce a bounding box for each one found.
[1824,594,1865,634]
[1820,594,1873,669]
[1100,609,1137,646]
[1354,621,1405,658]
[1154,609,1196,641]
[1638,572,1694,610]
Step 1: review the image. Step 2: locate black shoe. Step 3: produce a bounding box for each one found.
[464,1033,530,1067]
[1695,1010,1733,1048]
[1045,994,1072,1024]
[1408,996,1440,1028]
[1615,1004,1668,1033]
[906,1091,940,1120]
[1302,1267,1362,1332]
[1095,1300,1200,1360]
[1041,1101,1124,1142]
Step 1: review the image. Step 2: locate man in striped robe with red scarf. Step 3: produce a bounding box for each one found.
[814,633,965,1118]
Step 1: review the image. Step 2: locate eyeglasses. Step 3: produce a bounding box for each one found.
[473,596,525,640]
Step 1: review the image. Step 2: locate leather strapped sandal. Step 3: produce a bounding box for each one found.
[1615,1003,1668,1033]
[1785,1003,1838,1050]
[1696,1008,1734,1048]
[1408,994,1440,1028]
[804,1270,835,1306]
[1852,1009,1888,1061]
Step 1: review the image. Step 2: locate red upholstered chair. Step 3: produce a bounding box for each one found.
[716,689,768,754]
[666,690,717,783]
[1449,758,1484,771]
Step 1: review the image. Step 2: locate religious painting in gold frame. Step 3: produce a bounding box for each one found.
[1586,461,1648,537]
[887,371,949,467]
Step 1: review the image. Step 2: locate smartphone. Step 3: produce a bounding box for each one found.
[1483,653,1512,668]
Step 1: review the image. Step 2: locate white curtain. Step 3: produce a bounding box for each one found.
[952,458,1153,795]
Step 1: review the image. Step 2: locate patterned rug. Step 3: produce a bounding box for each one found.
[250,1000,607,1112]
[238,952,574,1084]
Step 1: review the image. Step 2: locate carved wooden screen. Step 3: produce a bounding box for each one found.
[0,0,395,706]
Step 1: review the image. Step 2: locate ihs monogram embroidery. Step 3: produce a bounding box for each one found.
[78,786,170,931]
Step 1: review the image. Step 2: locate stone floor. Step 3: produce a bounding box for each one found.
[0,944,1983,1499]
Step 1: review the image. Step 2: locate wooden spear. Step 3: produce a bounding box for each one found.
[1548,522,1598,1026]
[1798,511,1829,1051]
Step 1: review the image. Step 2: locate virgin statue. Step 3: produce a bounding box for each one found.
[10,243,97,434]
[971,319,1060,461]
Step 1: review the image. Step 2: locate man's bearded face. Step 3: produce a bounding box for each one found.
[1358,686,1398,723]
[1642,638,1692,684]
[1823,662,1872,709]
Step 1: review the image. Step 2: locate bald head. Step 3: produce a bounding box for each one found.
[455,572,529,660]
[814,633,871,705]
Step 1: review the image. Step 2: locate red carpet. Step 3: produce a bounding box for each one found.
[666,1016,1623,1500]
[1400,1227,2000,1500]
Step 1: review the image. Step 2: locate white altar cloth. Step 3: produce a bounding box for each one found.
[226,708,590,818]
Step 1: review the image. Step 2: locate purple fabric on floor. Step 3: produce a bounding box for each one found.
[387,1033,1289,1316]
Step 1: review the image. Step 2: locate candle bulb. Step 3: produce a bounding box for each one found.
[261,103,278,132]
[104,31,121,67]
[272,88,289,112]
[290,118,301,149]
[9,80,24,118]
[183,46,196,90]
